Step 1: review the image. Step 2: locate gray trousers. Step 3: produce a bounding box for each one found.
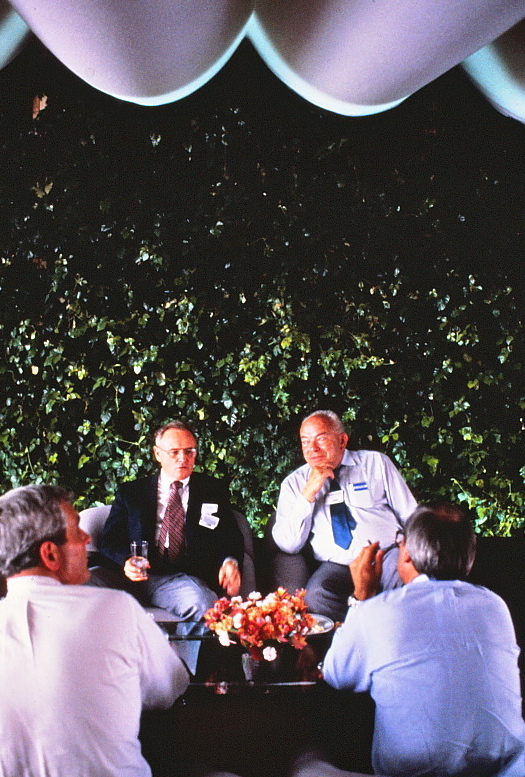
[270,546,402,623]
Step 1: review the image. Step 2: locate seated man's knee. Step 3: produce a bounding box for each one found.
[271,551,310,593]
[304,583,326,614]
[178,578,216,618]
[305,585,348,621]
[194,586,217,616]
[149,574,216,619]
[304,564,351,621]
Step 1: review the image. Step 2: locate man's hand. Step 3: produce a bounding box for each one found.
[350,542,384,601]
[124,556,150,582]
[302,464,335,503]
[218,559,241,596]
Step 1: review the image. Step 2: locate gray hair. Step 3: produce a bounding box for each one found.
[0,485,72,577]
[153,419,197,446]
[302,410,346,435]
[404,503,476,580]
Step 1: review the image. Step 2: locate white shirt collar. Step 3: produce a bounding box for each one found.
[411,573,430,584]
[159,469,190,489]
[340,449,358,467]
[7,575,62,592]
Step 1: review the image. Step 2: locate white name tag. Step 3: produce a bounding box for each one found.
[326,490,344,505]
[199,504,219,529]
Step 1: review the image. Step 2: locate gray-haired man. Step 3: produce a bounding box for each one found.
[311,504,525,777]
[272,410,417,621]
[0,484,189,777]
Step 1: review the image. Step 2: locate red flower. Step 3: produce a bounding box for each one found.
[204,589,316,660]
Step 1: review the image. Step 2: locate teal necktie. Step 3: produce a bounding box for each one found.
[329,467,356,549]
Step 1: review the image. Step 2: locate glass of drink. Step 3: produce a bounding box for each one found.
[130,541,149,572]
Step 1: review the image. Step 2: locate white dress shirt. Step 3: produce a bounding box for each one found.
[273,449,417,564]
[0,576,189,777]
[323,576,525,777]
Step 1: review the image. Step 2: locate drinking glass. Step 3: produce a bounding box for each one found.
[130,540,149,571]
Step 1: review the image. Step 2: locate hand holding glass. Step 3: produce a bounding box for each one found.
[130,541,149,577]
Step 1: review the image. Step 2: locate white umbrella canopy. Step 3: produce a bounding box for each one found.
[3,0,254,105]
[250,0,525,117]
[462,18,525,124]
[0,0,30,70]
[2,0,525,120]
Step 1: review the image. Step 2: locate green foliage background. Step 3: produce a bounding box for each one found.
[1,41,524,535]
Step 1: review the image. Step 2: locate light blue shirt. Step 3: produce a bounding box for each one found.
[323,576,525,777]
[273,449,417,565]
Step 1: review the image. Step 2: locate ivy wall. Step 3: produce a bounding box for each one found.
[0,40,524,535]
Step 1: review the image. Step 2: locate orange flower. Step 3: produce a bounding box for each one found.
[204,588,316,660]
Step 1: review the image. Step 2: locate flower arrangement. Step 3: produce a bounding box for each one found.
[205,588,317,661]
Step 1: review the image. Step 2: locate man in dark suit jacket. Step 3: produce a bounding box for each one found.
[91,420,244,671]
[101,470,242,593]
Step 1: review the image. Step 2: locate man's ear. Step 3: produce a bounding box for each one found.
[398,541,419,584]
[398,542,412,565]
[39,540,61,572]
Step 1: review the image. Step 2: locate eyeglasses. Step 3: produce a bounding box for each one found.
[381,528,405,554]
[155,446,197,459]
[300,432,341,449]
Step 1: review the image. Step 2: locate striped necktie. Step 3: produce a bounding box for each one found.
[157,480,185,561]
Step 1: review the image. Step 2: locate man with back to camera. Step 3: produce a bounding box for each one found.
[0,484,190,777]
[91,419,244,672]
[272,409,417,621]
[298,503,525,777]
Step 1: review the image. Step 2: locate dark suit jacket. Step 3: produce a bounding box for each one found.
[100,471,244,593]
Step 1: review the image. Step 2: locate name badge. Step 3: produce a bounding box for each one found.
[199,503,219,529]
[326,490,344,506]
[352,481,368,492]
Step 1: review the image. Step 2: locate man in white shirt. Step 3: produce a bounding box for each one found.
[0,484,189,777]
[311,503,525,777]
[272,410,416,621]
